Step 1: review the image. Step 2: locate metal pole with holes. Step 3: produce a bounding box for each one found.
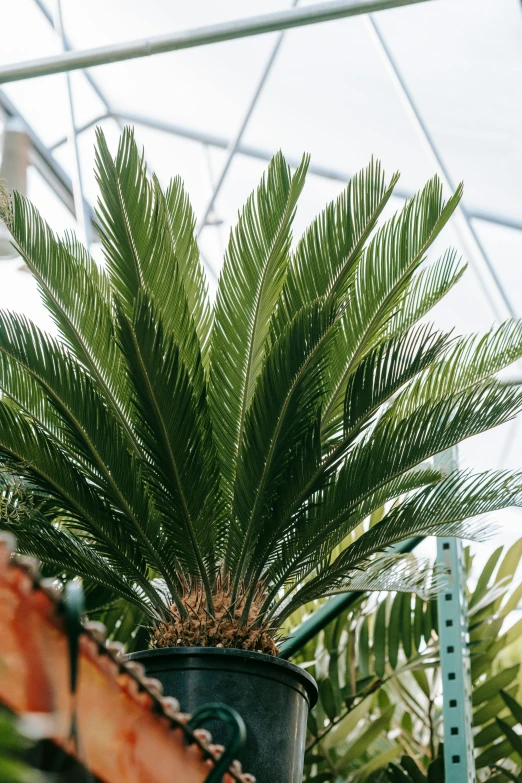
[435,449,475,782]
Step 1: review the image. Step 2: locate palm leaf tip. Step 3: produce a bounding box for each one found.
[0,132,520,654]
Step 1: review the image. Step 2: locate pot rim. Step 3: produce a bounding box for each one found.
[128,646,318,707]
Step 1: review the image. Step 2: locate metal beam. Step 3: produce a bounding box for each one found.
[54,0,91,245]
[198,0,297,235]
[366,15,517,321]
[0,0,431,84]
[32,0,115,112]
[50,112,110,150]
[32,0,156,183]
[113,110,522,234]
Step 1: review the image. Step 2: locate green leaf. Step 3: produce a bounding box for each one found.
[473,665,520,707]
[374,601,387,678]
[501,690,522,727]
[475,715,517,748]
[163,175,212,362]
[336,705,395,771]
[476,739,514,769]
[390,320,522,424]
[412,669,430,700]
[358,745,402,780]
[414,595,424,651]
[277,160,399,331]
[402,594,413,658]
[95,129,206,402]
[359,615,371,678]
[470,545,504,607]
[497,539,522,585]
[4,192,136,452]
[319,677,338,722]
[474,684,519,726]
[229,294,339,593]
[389,593,403,669]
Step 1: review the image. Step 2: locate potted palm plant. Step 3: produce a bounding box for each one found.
[1,128,522,782]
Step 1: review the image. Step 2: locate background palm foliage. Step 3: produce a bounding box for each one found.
[0,127,522,646]
[0,707,46,783]
[298,539,522,782]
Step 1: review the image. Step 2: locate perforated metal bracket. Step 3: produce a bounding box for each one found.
[435,449,475,782]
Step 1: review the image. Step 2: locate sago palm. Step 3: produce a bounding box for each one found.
[0,127,521,655]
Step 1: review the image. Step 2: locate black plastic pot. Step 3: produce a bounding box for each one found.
[128,647,317,783]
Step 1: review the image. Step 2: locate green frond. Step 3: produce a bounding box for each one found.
[332,381,522,524]
[322,177,463,440]
[163,175,212,362]
[94,126,154,310]
[209,152,309,510]
[0,310,181,604]
[0,348,64,445]
[389,318,522,419]
[0,310,142,502]
[342,323,452,439]
[1,503,151,615]
[384,247,466,339]
[117,290,222,605]
[262,468,443,609]
[1,190,137,451]
[95,128,206,399]
[274,159,399,336]
[328,469,522,575]
[0,403,163,604]
[261,382,522,608]
[273,469,522,622]
[227,294,340,590]
[275,554,440,623]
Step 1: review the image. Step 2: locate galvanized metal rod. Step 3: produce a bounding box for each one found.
[50,112,110,150]
[54,0,90,246]
[197,1,298,236]
[366,14,517,321]
[33,0,114,112]
[0,0,431,84]
[114,110,522,234]
[32,0,153,171]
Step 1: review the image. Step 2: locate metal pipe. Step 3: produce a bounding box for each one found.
[278,537,423,659]
[366,15,517,321]
[32,0,115,111]
[54,0,91,246]
[0,0,431,84]
[32,0,155,178]
[114,110,522,234]
[50,112,109,150]
[198,0,298,235]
